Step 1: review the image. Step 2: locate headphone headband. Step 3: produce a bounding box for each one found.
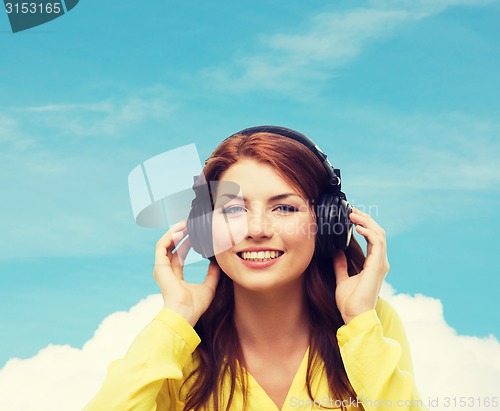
[232,125,342,188]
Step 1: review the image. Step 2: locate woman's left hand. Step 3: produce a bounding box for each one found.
[333,207,390,324]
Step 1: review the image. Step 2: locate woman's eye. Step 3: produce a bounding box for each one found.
[274,205,298,213]
[221,205,246,215]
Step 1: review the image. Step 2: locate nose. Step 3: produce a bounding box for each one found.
[246,209,273,239]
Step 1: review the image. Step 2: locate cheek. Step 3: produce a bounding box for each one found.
[211,214,248,254]
[283,219,316,275]
[280,216,316,243]
[283,217,317,267]
[214,251,232,275]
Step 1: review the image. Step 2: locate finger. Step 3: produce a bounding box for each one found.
[161,227,188,260]
[333,250,349,285]
[355,225,385,250]
[203,261,221,293]
[350,216,385,254]
[156,220,187,251]
[160,220,187,241]
[355,225,388,270]
[349,210,386,238]
[163,220,188,239]
[171,238,192,277]
[351,207,373,218]
[155,222,188,266]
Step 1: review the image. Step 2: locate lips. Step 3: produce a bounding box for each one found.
[236,247,285,269]
[236,249,284,264]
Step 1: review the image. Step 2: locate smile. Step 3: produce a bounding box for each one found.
[237,250,284,262]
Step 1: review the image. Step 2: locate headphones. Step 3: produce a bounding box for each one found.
[187,126,353,259]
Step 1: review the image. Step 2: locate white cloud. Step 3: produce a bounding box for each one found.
[0,295,164,411]
[24,102,114,113]
[202,0,492,96]
[0,289,498,411]
[19,89,175,137]
[368,0,493,17]
[380,283,500,410]
[339,109,500,235]
[0,114,36,151]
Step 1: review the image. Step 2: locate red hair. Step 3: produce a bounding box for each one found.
[183,132,365,410]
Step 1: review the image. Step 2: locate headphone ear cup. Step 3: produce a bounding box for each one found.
[335,198,353,251]
[315,191,336,256]
[187,184,214,259]
[315,192,353,256]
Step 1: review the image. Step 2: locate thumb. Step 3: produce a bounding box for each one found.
[203,261,221,292]
[333,250,349,286]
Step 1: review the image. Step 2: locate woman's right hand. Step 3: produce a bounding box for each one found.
[153,220,220,327]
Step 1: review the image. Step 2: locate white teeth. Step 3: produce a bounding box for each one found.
[240,251,282,261]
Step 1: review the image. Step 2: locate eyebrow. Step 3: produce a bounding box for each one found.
[215,193,302,203]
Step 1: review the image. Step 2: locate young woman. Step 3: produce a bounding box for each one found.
[84,127,427,411]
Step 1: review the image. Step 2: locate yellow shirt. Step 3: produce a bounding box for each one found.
[83,298,428,411]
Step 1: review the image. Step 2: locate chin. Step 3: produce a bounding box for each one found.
[232,272,306,294]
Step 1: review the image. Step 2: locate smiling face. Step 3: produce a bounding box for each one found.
[212,158,316,293]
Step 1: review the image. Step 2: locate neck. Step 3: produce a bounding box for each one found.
[233,277,310,351]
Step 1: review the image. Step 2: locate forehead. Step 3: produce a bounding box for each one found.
[216,158,301,198]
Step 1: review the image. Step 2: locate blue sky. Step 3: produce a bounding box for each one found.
[0,0,499,370]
